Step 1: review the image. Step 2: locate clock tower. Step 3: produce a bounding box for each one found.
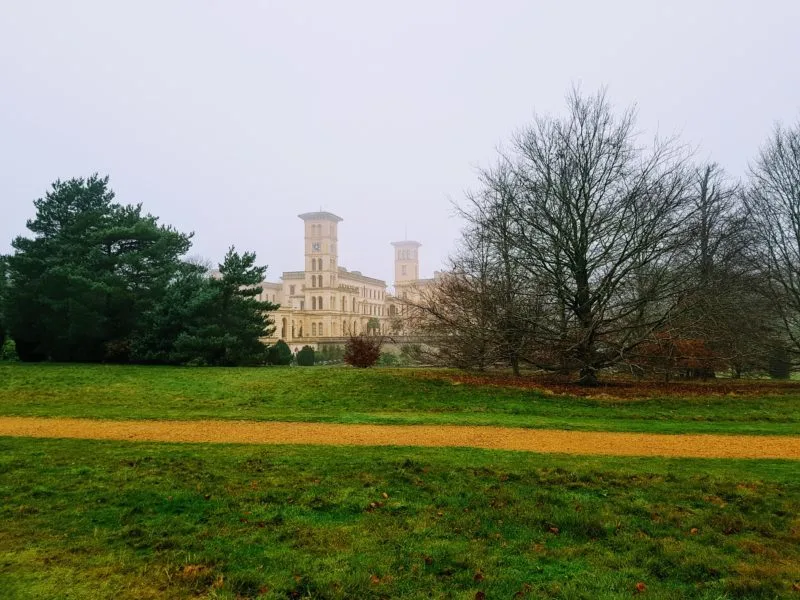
[299,211,342,312]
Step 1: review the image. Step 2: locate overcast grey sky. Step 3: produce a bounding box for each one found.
[2,1,798,285]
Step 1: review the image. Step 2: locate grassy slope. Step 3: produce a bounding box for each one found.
[1,363,799,435]
[1,437,798,600]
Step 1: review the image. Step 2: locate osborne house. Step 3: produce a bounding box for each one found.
[257,211,433,350]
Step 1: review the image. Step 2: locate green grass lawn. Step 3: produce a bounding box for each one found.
[1,437,798,600]
[1,363,799,435]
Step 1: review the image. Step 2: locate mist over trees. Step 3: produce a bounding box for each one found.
[1,175,277,365]
[411,89,799,384]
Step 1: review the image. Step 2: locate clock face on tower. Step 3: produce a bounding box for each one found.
[312,242,321,252]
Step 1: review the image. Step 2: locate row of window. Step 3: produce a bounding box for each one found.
[310,275,334,288]
[363,288,384,300]
[309,224,333,238]
[280,318,384,339]
[364,304,384,316]
[397,249,417,260]
[306,296,384,316]
[309,257,336,271]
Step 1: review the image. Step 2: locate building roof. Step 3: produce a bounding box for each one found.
[390,240,422,247]
[337,266,386,286]
[298,211,343,223]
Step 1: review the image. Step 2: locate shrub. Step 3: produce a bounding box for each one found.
[267,340,293,366]
[0,338,19,362]
[344,335,382,368]
[296,345,315,366]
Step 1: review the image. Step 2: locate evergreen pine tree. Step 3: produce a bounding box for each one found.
[6,175,192,361]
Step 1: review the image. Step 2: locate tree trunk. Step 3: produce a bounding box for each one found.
[510,354,520,377]
[577,365,599,386]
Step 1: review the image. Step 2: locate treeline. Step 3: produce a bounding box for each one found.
[0,176,277,365]
[411,89,800,384]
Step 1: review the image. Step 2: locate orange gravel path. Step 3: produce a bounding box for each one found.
[1,416,798,459]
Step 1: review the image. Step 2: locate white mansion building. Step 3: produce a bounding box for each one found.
[258,211,432,348]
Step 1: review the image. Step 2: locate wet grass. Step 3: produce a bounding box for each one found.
[1,363,799,435]
[0,437,798,599]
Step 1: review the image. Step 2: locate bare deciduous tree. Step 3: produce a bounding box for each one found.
[407,227,503,370]
[417,89,695,384]
[746,120,800,358]
[677,164,776,377]
[507,89,693,384]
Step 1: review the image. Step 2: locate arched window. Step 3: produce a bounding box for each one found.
[281,318,287,338]
[312,322,317,336]
[312,296,317,310]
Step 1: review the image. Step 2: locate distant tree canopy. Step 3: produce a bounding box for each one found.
[4,175,277,365]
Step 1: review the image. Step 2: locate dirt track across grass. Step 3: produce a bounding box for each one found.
[1,416,799,459]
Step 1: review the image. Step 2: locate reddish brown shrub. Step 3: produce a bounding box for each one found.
[344,335,382,368]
